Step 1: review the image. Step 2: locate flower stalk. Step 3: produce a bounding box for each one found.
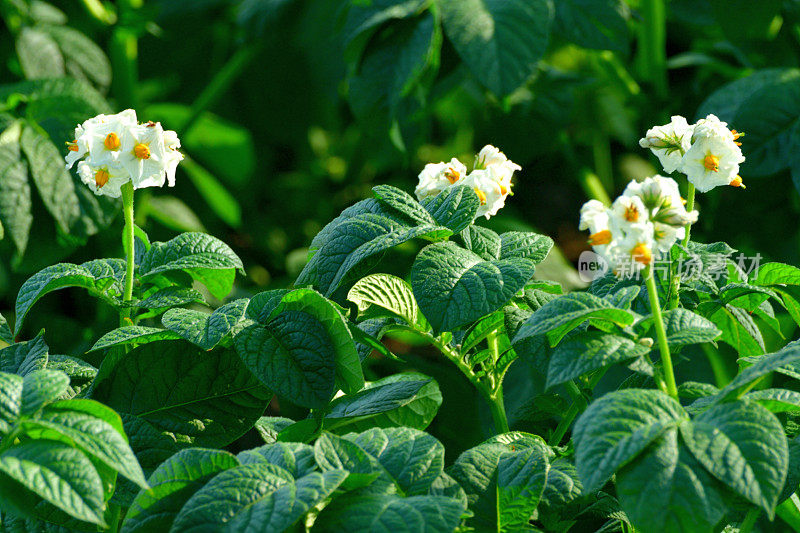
[120,182,135,325]
[645,266,678,400]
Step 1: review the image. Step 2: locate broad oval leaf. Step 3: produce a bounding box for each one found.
[162,299,249,350]
[411,241,536,333]
[573,389,687,492]
[0,440,105,526]
[680,400,788,515]
[439,0,553,96]
[139,233,244,300]
[122,448,240,533]
[314,493,465,532]
[513,292,635,346]
[420,185,481,233]
[348,273,429,330]
[547,331,650,389]
[92,341,270,448]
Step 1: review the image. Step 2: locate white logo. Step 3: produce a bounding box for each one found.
[578,251,609,282]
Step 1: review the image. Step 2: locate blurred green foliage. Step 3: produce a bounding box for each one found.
[2,0,800,460]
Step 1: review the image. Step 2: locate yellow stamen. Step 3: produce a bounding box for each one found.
[134,143,150,159]
[104,132,120,150]
[730,175,746,189]
[703,154,719,172]
[624,205,639,222]
[444,167,460,184]
[474,188,487,205]
[588,230,612,246]
[631,243,653,265]
[66,140,79,152]
[500,184,508,195]
[95,169,110,189]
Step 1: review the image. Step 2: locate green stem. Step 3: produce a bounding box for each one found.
[549,381,584,446]
[638,0,667,98]
[591,128,614,192]
[579,168,612,206]
[645,267,678,399]
[120,182,135,325]
[178,44,263,137]
[739,508,760,533]
[702,344,731,388]
[668,183,695,309]
[487,388,510,434]
[777,494,800,531]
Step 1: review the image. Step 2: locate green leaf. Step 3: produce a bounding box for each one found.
[179,158,242,228]
[0,78,110,145]
[314,432,384,489]
[461,310,504,354]
[314,493,465,532]
[44,26,111,89]
[716,342,800,402]
[23,399,148,490]
[680,400,788,515]
[538,456,583,512]
[122,448,239,533]
[420,185,481,233]
[0,372,23,435]
[615,429,728,533]
[348,12,440,118]
[499,231,554,264]
[136,287,204,314]
[16,27,64,79]
[753,262,800,286]
[312,374,441,434]
[553,0,629,51]
[547,331,650,388]
[439,0,553,96]
[20,123,80,233]
[343,427,446,495]
[271,289,364,395]
[411,241,536,333]
[20,369,69,416]
[343,0,429,51]
[88,326,183,353]
[745,388,800,413]
[0,314,11,345]
[348,273,429,330]
[458,225,501,261]
[513,292,635,346]
[234,312,337,410]
[372,185,437,226]
[14,261,123,335]
[697,301,765,356]
[141,196,205,233]
[0,331,48,376]
[636,308,722,348]
[0,440,105,526]
[297,198,451,296]
[161,299,249,350]
[237,442,316,478]
[139,233,244,300]
[92,341,270,448]
[573,389,687,492]
[449,432,551,531]
[46,355,96,399]
[728,70,800,178]
[0,121,33,254]
[698,69,800,124]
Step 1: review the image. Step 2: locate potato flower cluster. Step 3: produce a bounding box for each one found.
[580,176,698,271]
[639,114,745,192]
[65,109,183,198]
[414,145,521,219]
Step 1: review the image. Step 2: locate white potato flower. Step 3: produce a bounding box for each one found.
[461,166,510,219]
[638,116,694,174]
[680,131,744,193]
[65,110,182,198]
[414,158,467,201]
[474,144,521,184]
[607,221,656,271]
[580,199,613,256]
[622,175,697,251]
[77,160,130,199]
